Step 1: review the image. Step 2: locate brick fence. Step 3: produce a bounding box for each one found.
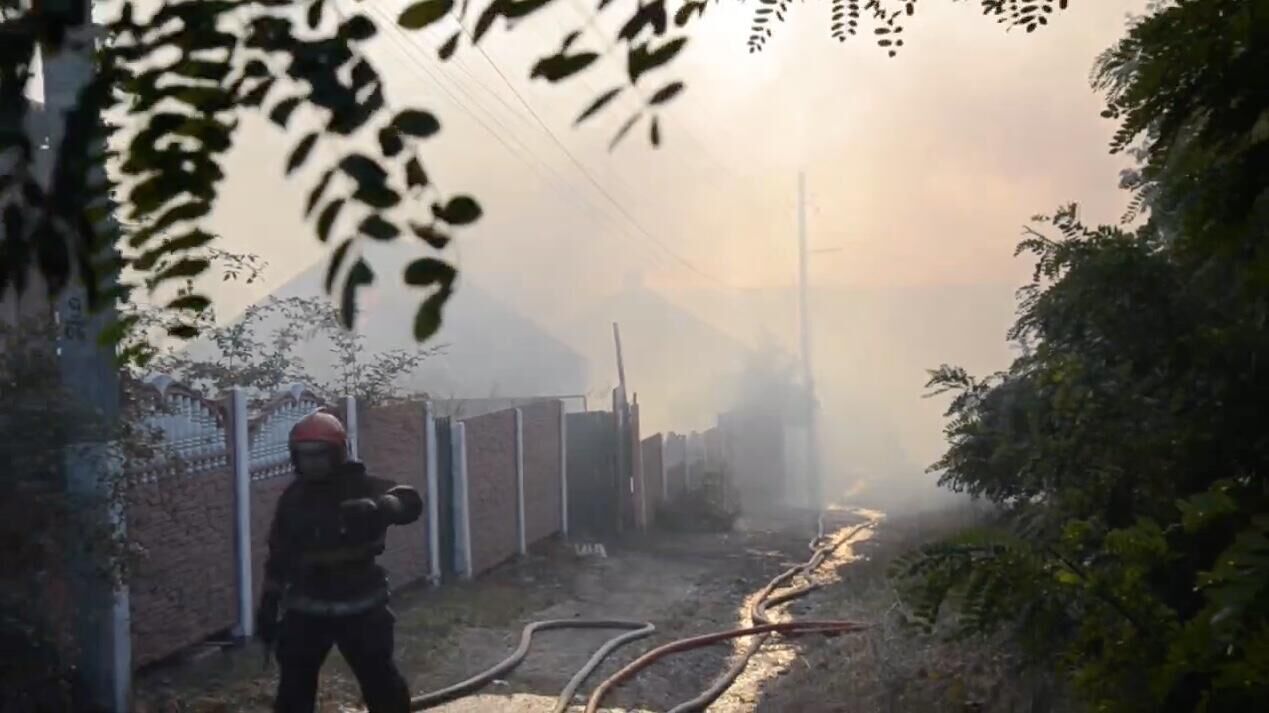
[126,468,237,668]
[461,409,519,576]
[520,401,564,548]
[96,375,747,712]
[358,401,431,591]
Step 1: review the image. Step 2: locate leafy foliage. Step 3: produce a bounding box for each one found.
[891,2,1269,711]
[0,317,187,711]
[130,251,443,407]
[2,0,1080,357]
[754,0,1070,54]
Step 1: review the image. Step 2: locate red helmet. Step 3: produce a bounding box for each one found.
[289,410,347,449]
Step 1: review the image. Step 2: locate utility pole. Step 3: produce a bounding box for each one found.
[39,2,130,710]
[797,172,823,513]
[612,322,629,532]
[612,322,628,408]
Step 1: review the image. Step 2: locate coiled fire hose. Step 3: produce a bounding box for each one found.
[390,514,870,712]
[586,518,876,713]
[406,618,656,712]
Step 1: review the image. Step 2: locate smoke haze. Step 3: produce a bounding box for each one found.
[153,0,1145,513]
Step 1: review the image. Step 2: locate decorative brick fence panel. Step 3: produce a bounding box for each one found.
[125,377,235,668]
[463,409,519,576]
[127,470,237,667]
[358,401,430,592]
[520,401,563,547]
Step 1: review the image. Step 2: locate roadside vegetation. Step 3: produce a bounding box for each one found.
[890,3,1269,711]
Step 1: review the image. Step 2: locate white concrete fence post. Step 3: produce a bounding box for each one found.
[453,422,473,580]
[424,402,441,587]
[228,387,254,639]
[514,408,527,557]
[344,395,359,461]
[559,401,569,539]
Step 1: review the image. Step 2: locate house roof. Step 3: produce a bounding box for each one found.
[216,248,590,400]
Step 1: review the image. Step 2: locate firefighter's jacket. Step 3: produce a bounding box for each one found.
[262,461,423,615]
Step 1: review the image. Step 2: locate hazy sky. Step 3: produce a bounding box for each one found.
[204,0,1145,319]
[79,0,1149,498]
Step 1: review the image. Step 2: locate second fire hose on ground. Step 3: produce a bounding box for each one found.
[397,514,875,711]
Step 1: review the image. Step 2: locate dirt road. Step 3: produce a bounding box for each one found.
[136,510,876,713]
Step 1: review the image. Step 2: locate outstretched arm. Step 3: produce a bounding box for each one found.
[377,484,423,526]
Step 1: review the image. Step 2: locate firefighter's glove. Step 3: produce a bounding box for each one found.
[339,496,383,527]
[256,591,281,646]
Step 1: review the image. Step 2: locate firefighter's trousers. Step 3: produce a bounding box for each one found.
[273,605,410,713]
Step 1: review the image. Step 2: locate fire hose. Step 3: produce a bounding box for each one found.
[586,518,876,713]
[387,514,872,712]
[407,619,656,712]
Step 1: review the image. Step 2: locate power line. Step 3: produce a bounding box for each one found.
[364,4,700,277]
[369,4,739,286]
[543,1,789,278]
[467,40,737,288]
[364,5,550,176]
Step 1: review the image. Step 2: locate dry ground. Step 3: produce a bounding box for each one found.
[135,506,1072,713]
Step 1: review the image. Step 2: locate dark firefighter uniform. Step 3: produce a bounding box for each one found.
[256,410,423,713]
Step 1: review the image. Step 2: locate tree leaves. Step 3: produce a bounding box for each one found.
[432,196,482,226]
[531,52,600,82]
[409,222,451,249]
[403,257,456,288]
[405,258,458,342]
[326,238,353,293]
[339,258,374,329]
[340,153,389,188]
[439,32,461,60]
[154,257,210,284]
[628,37,688,84]
[610,113,643,151]
[649,81,685,105]
[405,158,429,191]
[337,14,377,42]
[473,0,556,43]
[8,0,1087,366]
[287,132,319,174]
[359,214,400,241]
[413,288,451,342]
[378,127,405,157]
[307,0,326,29]
[306,169,336,217]
[619,0,669,42]
[167,294,211,312]
[398,0,455,30]
[391,109,441,138]
[316,199,344,242]
[269,96,304,128]
[576,87,623,125]
[675,1,708,27]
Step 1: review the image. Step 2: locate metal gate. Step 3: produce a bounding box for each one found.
[565,411,620,538]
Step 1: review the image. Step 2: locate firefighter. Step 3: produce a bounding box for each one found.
[256,409,423,713]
